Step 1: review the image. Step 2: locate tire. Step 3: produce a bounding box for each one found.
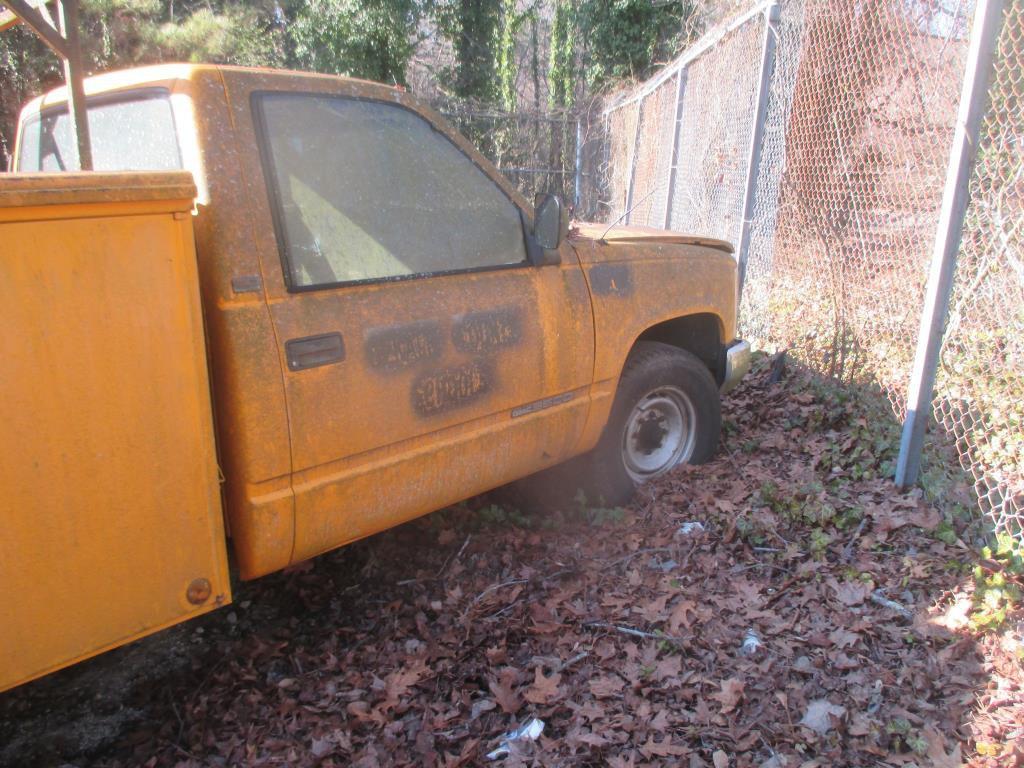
[581,342,721,507]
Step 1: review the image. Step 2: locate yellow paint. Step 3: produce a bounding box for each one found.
[0,172,229,693]
[4,66,741,688]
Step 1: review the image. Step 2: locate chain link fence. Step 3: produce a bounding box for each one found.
[936,1,1023,536]
[593,0,1023,539]
[599,6,768,240]
[435,100,583,211]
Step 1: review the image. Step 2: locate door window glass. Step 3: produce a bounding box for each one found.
[257,94,527,288]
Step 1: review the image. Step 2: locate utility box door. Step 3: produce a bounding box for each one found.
[0,172,230,693]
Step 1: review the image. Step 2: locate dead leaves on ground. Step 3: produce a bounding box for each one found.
[38,362,1024,766]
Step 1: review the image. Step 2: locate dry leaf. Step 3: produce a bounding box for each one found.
[589,674,625,699]
[640,736,689,757]
[800,699,846,734]
[524,666,561,704]
[830,579,872,606]
[489,678,522,714]
[711,677,745,713]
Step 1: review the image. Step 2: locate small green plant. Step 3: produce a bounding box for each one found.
[884,717,926,754]
[571,488,626,527]
[808,528,832,557]
[970,533,1024,630]
[478,503,535,529]
[933,520,959,546]
[735,514,768,546]
[585,505,627,527]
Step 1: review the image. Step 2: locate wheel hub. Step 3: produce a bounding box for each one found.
[621,385,697,483]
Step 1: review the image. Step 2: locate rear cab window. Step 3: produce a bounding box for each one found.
[18,89,182,173]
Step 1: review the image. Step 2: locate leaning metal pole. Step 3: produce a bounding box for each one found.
[895,0,1005,488]
[2,0,92,170]
[56,0,92,170]
[735,0,780,295]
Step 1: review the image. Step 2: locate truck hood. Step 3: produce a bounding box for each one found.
[572,222,734,254]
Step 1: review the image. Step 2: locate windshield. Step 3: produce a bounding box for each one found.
[18,89,182,172]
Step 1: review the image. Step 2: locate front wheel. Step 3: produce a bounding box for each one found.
[583,342,721,507]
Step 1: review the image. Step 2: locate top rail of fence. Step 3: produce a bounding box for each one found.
[601,0,774,115]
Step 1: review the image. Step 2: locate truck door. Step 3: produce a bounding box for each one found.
[226,75,594,565]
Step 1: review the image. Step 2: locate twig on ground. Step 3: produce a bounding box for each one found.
[870,590,913,620]
[554,651,589,673]
[841,517,869,562]
[765,574,808,607]
[397,534,473,585]
[470,578,529,607]
[437,534,472,578]
[733,562,792,575]
[602,547,674,571]
[583,621,681,642]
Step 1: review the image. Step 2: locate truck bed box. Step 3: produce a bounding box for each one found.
[0,172,230,692]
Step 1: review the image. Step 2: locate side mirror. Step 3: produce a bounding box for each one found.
[533,193,567,251]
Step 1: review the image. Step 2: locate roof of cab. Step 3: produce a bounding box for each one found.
[20,63,400,116]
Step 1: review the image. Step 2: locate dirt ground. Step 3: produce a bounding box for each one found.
[2,356,1022,767]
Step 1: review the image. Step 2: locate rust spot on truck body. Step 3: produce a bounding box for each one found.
[453,307,522,355]
[589,263,633,296]
[412,360,491,416]
[186,578,212,605]
[365,320,442,372]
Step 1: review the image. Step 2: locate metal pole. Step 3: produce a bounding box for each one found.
[736,0,780,292]
[895,0,1005,488]
[662,64,689,230]
[623,100,643,225]
[574,116,583,210]
[56,0,92,171]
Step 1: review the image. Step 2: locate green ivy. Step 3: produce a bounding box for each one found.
[434,0,502,101]
[577,0,696,89]
[289,0,421,85]
[548,0,575,108]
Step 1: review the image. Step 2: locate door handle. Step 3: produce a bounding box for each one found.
[285,332,345,371]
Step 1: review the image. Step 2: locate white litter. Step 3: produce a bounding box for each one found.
[676,522,706,536]
[740,628,763,656]
[486,717,545,760]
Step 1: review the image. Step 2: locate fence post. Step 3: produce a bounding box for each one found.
[4,0,92,170]
[56,0,92,170]
[662,65,689,230]
[574,116,583,210]
[895,0,1005,488]
[735,0,780,293]
[623,100,643,224]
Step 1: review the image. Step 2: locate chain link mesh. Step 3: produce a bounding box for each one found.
[600,13,766,238]
[626,73,679,228]
[594,0,1023,539]
[667,16,764,242]
[436,100,581,208]
[935,0,1024,536]
[751,0,970,408]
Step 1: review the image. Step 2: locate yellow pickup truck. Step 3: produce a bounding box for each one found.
[1,63,749,693]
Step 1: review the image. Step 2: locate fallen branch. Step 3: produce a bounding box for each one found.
[765,574,808,607]
[437,534,472,578]
[470,578,529,606]
[396,534,472,585]
[602,547,674,571]
[841,517,869,563]
[870,590,913,620]
[583,621,681,643]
